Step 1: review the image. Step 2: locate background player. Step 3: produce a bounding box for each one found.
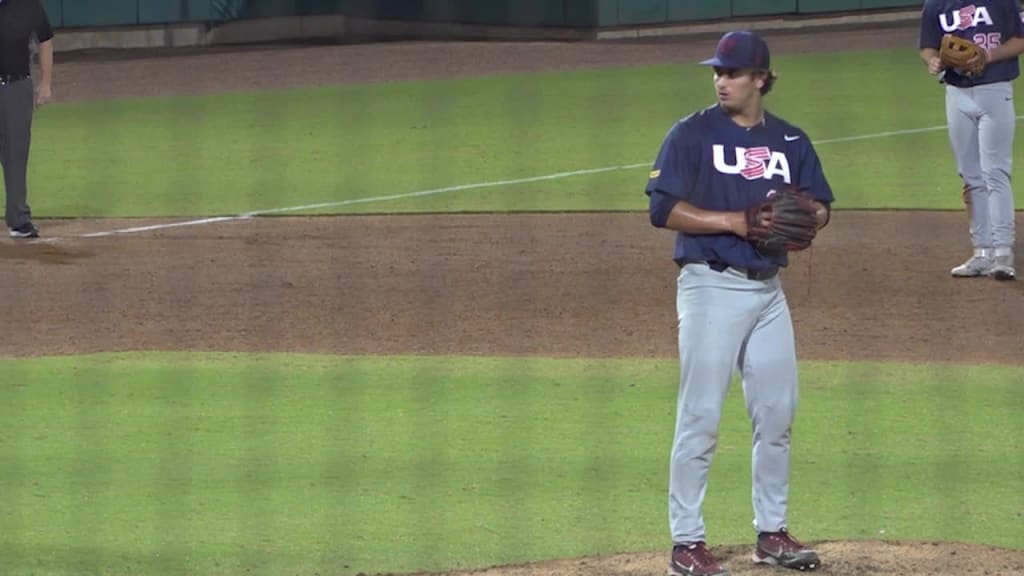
[920,0,1024,280]
[645,31,832,575]
[0,0,54,239]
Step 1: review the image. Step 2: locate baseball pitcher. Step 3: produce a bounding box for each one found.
[645,31,833,576]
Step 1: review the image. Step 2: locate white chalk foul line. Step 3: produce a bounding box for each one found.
[58,117,1024,240]
[71,165,634,239]
[242,165,634,216]
[79,216,250,238]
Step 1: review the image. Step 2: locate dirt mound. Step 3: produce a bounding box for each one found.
[0,239,96,265]
[6,212,1022,364]
[400,540,1024,576]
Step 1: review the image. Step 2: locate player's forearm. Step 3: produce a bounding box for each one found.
[987,37,1024,63]
[37,40,53,85]
[662,200,745,236]
[920,48,940,66]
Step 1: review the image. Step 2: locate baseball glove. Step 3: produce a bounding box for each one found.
[745,186,820,253]
[939,34,988,77]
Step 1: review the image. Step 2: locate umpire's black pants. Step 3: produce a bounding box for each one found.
[0,77,35,229]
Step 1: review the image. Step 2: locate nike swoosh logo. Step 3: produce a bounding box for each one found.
[784,135,800,141]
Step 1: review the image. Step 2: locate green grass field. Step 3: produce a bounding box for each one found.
[2,355,1022,576]
[3,44,1023,576]
[30,48,1024,217]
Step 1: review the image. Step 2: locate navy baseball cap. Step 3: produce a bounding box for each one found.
[700,31,771,70]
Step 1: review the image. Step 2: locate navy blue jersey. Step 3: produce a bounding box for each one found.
[920,0,1024,86]
[645,105,834,270]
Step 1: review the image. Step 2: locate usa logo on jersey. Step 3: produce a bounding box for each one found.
[939,5,995,31]
[712,145,791,182]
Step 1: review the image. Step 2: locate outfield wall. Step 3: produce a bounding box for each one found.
[45,0,921,29]
[44,0,922,52]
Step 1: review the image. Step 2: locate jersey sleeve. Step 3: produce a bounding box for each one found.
[645,122,695,201]
[919,1,942,49]
[796,138,834,207]
[1003,0,1024,38]
[645,121,697,227]
[35,0,55,43]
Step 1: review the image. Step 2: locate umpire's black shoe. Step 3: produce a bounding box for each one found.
[753,528,820,571]
[9,222,39,238]
[670,541,729,576]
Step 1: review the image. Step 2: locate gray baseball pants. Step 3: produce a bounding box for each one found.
[945,81,1016,250]
[669,263,799,544]
[0,78,35,230]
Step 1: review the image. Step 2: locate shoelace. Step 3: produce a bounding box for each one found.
[679,543,717,565]
[763,530,805,551]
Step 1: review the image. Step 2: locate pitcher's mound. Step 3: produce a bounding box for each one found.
[411,540,1024,576]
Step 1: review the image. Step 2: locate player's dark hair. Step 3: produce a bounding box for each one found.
[759,70,778,95]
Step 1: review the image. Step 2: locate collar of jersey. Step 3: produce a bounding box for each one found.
[714,104,767,131]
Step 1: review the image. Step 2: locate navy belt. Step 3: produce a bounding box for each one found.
[681,258,779,281]
[0,74,30,85]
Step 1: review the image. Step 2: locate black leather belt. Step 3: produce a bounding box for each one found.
[0,74,30,85]
[681,258,779,281]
